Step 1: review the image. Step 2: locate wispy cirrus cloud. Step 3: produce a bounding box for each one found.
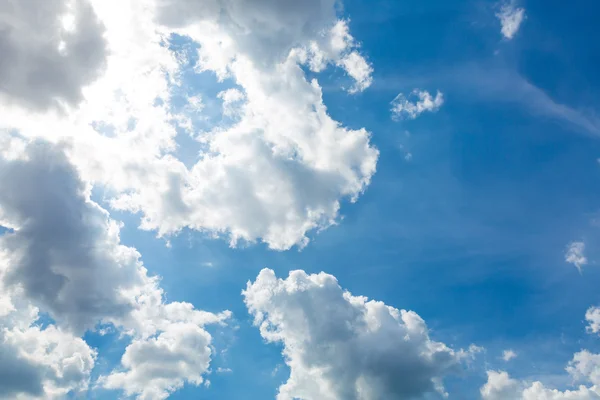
[450,65,600,137]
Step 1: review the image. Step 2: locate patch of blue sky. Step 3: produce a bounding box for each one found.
[166,33,245,168]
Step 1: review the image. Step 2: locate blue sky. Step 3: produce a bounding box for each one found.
[2,0,600,399]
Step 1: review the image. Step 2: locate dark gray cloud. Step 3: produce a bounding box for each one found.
[0,335,44,397]
[0,0,107,109]
[0,141,148,334]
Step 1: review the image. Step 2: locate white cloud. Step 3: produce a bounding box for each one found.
[0,0,378,391]
[299,20,373,93]
[0,323,96,399]
[100,323,212,400]
[587,307,600,335]
[243,268,479,400]
[391,90,444,120]
[216,367,233,374]
[497,1,526,40]
[0,0,378,251]
[218,88,245,117]
[566,241,588,272]
[106,3,378,250]
[480,371,522,400]
[502,350,517,362]
[481,351,600,399]
[0,140,230,398]
[567,351,600,387]
[0,0,107,109]
[481,306,600,400]
[0,3,378,394]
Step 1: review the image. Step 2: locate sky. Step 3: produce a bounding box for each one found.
[1,0,600,399]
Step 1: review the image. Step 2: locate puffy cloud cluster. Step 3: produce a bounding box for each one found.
[391,89,445,120]
[0,0,378,251]
[243,268,477,400]
[103,0,378,250]
[100,323,213,400]
[0,141,154,334]
[0,140,229,398]
[0,0,379,397]
[0,323,96,399]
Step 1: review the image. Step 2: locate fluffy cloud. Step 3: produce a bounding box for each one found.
[568,351,600,387]
[0,0,378,393]
[0,324,96,399]
[587,307,600,335]
[105,1,378,250]
[0,140,229,398]
[108,54,378,250]
[1,0,378,251]
[496,1,526,40]
[566,241,587,272]
[0,275,95,399]
[100,323,212,400]
[243,268,477,400]
[0,0,107,109]
[298,20,373,93]
[391,90,444,120]
[480,371,522,400]
[481,351,600,399]
[0,140,157,334]
[156,0,337,66]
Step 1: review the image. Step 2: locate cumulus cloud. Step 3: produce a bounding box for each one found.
[100,323,212,400]
[156,0,338,67]
[0,140,229,398]
[243,268,477,400]
[0,0,378,251]
[587,307,600,335]
[481,351,600,399]
[0,141,154,334]
[566,241,587,272]
[100,1,378,250]
[0,0,107,109]
[496,1,526,40]
[0,324,96,399]
[0,0,379,390]
[0,267,95,399]
[391,90,444,120]
[480,371,522,400]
